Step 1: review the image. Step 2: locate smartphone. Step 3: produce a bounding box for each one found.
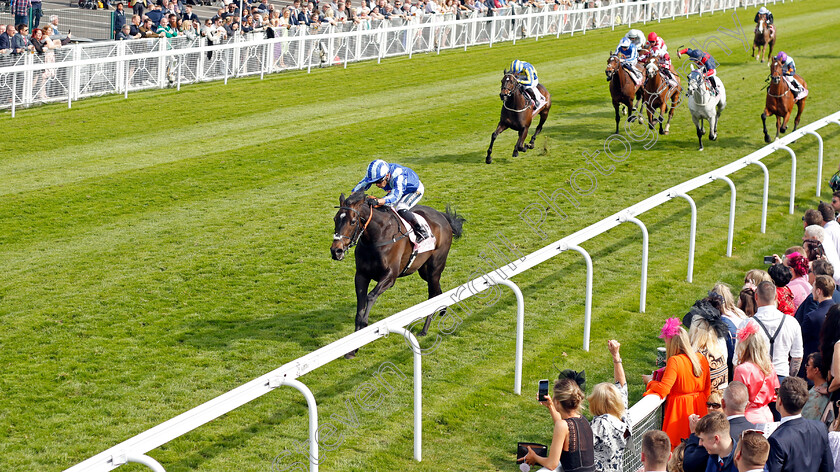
[763,255,775,264]
[537,379,549,402]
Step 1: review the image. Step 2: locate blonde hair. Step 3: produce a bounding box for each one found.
[707,390,723,408]
[745,269,772,286]
[553,378,585,413]
[667,327,703,377]
[668,441,686,472]
[588,382,625,419]
[712,283,744,318]
[737,328,774,376]
[689,316,724,358]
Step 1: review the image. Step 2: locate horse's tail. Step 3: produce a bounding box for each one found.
[443,204,465,239]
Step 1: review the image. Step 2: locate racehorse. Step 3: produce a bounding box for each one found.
[685,69,726,151]
[486,71,552,164]
[762,57,807,143]
[606,53,644,134]
[331,190,465,359]
[752,14,775,63]
[641,56,681,135]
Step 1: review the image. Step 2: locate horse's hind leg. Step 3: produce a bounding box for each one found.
[761,111,771,143]
[527,110,548,149]
[793,99,805,131]
[486,122,507,164]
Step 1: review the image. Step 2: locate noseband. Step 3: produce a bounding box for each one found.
[334,204,373,249]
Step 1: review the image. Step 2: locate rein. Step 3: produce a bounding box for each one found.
[502,82,532,113]
[766,74,790,98]
[335,203,410,249]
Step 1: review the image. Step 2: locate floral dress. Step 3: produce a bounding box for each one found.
[591,383,631,472]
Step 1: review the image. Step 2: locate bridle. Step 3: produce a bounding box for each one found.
[766,60,789,97]
[334,203,374,249]
[500,74,531,113]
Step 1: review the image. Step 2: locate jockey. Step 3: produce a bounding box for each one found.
[754,6,773,25]
[352,159,430,243]
[644,31,676,78]
[509,59,545,109]
[616,37,642,83]
[623,29,645,49]
[678,47,719,94]
[776,51,803,95]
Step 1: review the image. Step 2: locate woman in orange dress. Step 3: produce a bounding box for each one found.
[643,318,711,449]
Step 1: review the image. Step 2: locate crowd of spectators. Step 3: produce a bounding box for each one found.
[517,193,840,471]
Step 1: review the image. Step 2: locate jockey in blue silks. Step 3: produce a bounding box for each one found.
[616,37,642,83]
[678,47,719,94]
[509,59,545,108]
[352,159,430,242]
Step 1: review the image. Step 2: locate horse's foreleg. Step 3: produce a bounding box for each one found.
[486,122,507,164]
[419,272,444,336]
[345,273,372,359]
[780,112,790,134]
[761,111,771,143]
[692,116,704,151]
[775,115,783,141]
[514,127,529,157]
[709,114,718,141]
[614,103,621,134]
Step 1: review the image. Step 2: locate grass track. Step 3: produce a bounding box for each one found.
[2,1,840,470]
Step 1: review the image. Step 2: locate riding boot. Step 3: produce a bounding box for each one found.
[708,76,718,95]
[398,209,429,243]
[524,87,537,108]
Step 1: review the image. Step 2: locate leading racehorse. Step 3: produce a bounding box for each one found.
[641,56,681,135]
[752,14,775,63]
[762,57,807,143]
[331,190,465,359]
[606,53,643,134]
[486,71,551,164]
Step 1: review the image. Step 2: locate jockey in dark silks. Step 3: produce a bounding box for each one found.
[754,6,774,26]
[352,159,430,243]
[678,47,719,94]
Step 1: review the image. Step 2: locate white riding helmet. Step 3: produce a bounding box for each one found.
[626,29,643,40]
[758,6,768,14]
[365,159,390,183]
[618,38,632,50]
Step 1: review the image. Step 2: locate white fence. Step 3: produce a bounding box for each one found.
[62,98,840,470]
[2,0,786,115]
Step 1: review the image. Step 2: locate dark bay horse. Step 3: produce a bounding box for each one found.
[762,57,807,143]
[330,190,465,359]
[485,71,551,164]
[641,56,681,135]
[606,53,643,134]
[752,14,775,63]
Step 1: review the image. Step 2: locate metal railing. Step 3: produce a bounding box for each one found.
[1,0,786,115]
[63,100,840,470]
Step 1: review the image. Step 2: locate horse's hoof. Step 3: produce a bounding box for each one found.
[485,156,492,164]
[663,130,669,135]
[698,146,704,151]
[512,152,519,158]
[525,143,534,150]
[764,136,771,143]
[418,330,428,337]
[659,129,665,135]
[780,126,787,133]
[344,352,356,360]
[710,135,717,141]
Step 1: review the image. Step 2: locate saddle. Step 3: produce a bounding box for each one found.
[391,208,436,253]
[784,76,808,100]
[624,64,644,87]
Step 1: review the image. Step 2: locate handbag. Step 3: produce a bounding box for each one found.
[517,442,548,461]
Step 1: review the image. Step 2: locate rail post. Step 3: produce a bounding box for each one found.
[668,191,697,283]
[385,326,422,462]
[712,175,736,257]
[776,144,797,214]
[486,277,525,393]
[746,160,770,234]
[559,244,594,351]
[618,213,649,313]
[268,377,319,472]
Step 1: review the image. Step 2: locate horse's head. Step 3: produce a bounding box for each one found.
[757,14,765,33]
[331,191,372,261]
[645,59,659,78]
[605,53,619,81]
[500,70,518,101]
[769,57,782,84]
[686,70,702,94]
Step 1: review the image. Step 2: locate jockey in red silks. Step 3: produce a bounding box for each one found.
[643,32,676,82]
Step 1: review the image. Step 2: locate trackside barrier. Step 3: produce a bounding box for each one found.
[1,0,792,115]
[65,110,840,472]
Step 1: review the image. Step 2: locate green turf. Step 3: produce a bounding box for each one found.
[2,1,840,470]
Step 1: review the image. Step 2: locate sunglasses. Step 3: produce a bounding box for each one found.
[706,402,721,409]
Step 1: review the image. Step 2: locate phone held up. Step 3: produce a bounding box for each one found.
[537,379,549,402]
[764,255,775,264]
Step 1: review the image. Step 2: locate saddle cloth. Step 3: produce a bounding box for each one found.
[625,64,644,87]
[392,208,436,253]
[784,76,809,101]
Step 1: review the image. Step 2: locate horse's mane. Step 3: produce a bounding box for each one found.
[345,189,367,205]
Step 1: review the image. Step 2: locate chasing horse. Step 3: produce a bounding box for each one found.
[606,40,645,134]
[752,6,776,63]
[486,59,552,164]
[331,160,465,359]
[762,52,808,143]
[640,55,681,135]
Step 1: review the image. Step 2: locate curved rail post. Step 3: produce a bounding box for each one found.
[776,144,797,214]
[618,214,648,313]
[269,377,319,472]
[711,175,736,257]
[486,278,525,394]
[111,453,167,472]
[802,130,824,197]
[667,191,696,283]
[386,326,422,462]
[746,160,769,234]
[557,243,594,351]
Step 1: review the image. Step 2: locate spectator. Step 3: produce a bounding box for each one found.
[767,263,795,316]
[737,284,758,319]
[29,27,52,53]
[706,390,723,413]
[257,0,269,11]
[139,18,159,36]
[588,340,630,472]
[132,0,147,18]
[11,0,31,32]
[241,14,254,32]
[736,281,803,385]
[180,18,197,39]
[0,25,13,53]
[799,275,836,375]
[519,375,595,471]
[668,441,687,472]
[784,252,811,309]
[641,430,672,472]
[767,376,832,472]
[48,15,61,36]
[720,382,756,437]
[643,319,711,449]
[820,305,840,417]
[11,24,33,54]
[116,23,133,39]
[733,319,779,423]
[129,14,142,36]
[805,223,840,283]
[745,269,772,287]
[794,260,840,325]
[687,298,732,391]
[183,5,199,23]
[832,191,840,219]
[114,3,127,38]
[802,352,830,421]
[694,411,737,472]
[42,23,71,44]
[156,15,178,36]
[820,200,840,258]
[712,283,747,325]
[30,0,42,28]
[733,430,770,472]
[147,4,164,26]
